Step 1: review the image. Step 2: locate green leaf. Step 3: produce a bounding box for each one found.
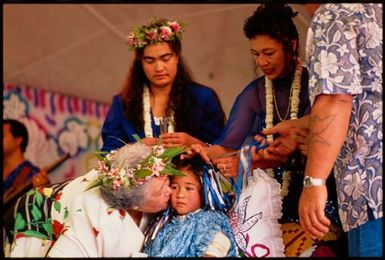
[64,207,69,219]
[85,179,103,191]
[14,213,26,230]
[107,135,128,146]
[94,153,106,161]
[35,190,43,207]
[54,201,61,213]
[134,169,153,178]
[161,166,186,177]
[31,204,43,221]
[94,151,108,155]
[42,221,53,236]
[26,189,36,196]
[220,178,233,193]
[132,134,143,142]
[159,146,186,159]
[22,230,50,240]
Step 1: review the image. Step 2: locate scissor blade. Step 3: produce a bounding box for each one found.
[210,150,240,159]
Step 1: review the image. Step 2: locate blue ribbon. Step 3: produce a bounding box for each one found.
[234,134,269,201]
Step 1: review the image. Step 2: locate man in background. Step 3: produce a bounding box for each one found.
[3,119,49,209]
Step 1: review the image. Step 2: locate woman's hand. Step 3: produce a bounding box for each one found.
[250,134,290,169]
[142,137,161,146]
[212,156,239,178]
[181,143,211,163]
[160,132,204,148]
[290,127,309,156]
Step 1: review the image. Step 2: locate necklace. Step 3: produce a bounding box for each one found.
[143,86,174,137]
[265,59,302,197]
[272,82,292,121]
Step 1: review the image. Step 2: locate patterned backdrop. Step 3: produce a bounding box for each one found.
[3,83,110,184]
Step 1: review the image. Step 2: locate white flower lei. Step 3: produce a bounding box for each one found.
[265,60,302,197]
[143,86,175,137]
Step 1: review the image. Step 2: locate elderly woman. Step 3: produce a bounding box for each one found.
[3,142,184,257]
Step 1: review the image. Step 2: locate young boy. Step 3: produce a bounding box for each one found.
[143,159,237,257]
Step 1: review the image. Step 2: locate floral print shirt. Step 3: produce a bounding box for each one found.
[306,3,383,232]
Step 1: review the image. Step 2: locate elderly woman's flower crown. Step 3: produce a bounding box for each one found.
[126,17,185,50]
[88,140,186,191]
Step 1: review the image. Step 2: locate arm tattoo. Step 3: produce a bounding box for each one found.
[308,114,336,147]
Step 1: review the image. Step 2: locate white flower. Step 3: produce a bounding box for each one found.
[316,50,339,77]
[372,102,382,124]
[337,44,349,57]
[345,4,365,14]
[265,60,302,197]
[342,173,364,200]
[363,125,375,138]
[3,94,28,119]
[365,21,382,49]
[317,10,332,24]
[314,27,324,39]
[142,86,175,137]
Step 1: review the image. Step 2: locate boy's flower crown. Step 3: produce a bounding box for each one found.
[126,17,186,50]
[88,139,186,191]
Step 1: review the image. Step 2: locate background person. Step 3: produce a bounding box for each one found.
[263,3,382,257]
[101,17,225,152]
[3,119,49,210]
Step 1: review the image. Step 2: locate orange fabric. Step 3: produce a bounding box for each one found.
[281,222,341,257]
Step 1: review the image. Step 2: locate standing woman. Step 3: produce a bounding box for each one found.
[101,18,225,152]
[191,4,346,257]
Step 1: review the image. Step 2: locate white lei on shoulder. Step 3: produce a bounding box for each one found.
[143,86,175,137]
[265,60,302,197]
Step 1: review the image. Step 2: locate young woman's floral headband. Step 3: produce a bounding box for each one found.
[126,17,186,50]
[88,138,186,191]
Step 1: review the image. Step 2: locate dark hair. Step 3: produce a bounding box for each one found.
[119,38,201,134]
[172,157,204,181]
[243,4,299,69]
[3,119,29,153]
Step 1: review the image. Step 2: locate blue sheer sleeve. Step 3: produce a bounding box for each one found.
[214,68,311,150]
[214,80,265,149]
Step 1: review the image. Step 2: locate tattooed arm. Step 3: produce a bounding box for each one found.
[299,93,352,239]
[305,94,352,179]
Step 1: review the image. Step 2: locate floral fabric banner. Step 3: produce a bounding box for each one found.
[3,83,110,184]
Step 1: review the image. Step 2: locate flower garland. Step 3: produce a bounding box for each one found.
[127,17,185,50]
[143,86,175,137]
[265,60,302,197]
[88,142,186,191]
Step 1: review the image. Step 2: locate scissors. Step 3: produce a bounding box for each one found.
[210,135,269,159]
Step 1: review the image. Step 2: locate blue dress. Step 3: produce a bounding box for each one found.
[143,209,238,257]
[213,69,341,226]
[101,84,224,152]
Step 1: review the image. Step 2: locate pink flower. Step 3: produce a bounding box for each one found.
[159,26,172,39]
[112,178,122,190]
[151,158,165,175]
[97,161,109,172]
[108,167,118,177]
[145,31,157,40]
[168,21,181,33]
[127,33,135,45]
